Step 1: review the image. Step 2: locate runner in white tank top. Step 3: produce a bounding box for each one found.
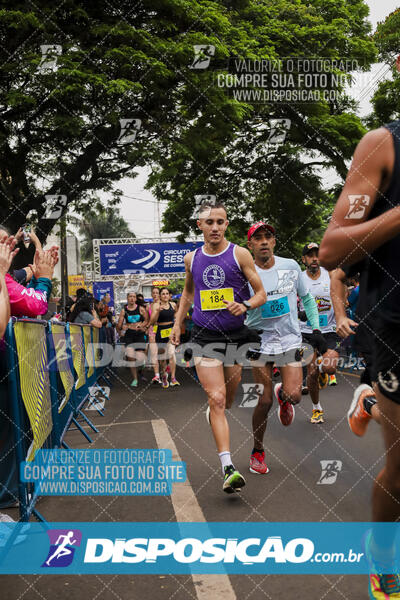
[299,243,342,424]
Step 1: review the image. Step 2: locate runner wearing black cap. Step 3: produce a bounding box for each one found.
[299,243,341,423]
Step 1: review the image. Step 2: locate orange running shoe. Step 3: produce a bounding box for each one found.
[347,384,374,437]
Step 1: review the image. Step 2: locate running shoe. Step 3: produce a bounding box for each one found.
[170,378,180,387]
[151,375,161,385]
[223,465,246,494]
[162,373,169,389]
[275,383,295,426]
[328,374,337,386]
[364,530,400,599]
[272,366,280,378]
[310,409,324,424]
[130,379,138,387]
[249,450,269,475]
[347,384,374,437]
[301,385,309,395]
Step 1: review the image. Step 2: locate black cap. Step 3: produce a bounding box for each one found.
[302,242,319,256]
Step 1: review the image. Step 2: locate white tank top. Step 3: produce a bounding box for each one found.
[300,267,336,333]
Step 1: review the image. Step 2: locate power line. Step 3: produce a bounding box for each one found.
[121,193,168,204]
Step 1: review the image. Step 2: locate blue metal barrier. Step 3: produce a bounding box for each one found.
[3,318,109,522]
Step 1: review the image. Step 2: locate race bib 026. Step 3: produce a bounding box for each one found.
[261,296,290,319]
[200,287,234,311]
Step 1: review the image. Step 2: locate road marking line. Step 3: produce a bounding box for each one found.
[151,418,237,600]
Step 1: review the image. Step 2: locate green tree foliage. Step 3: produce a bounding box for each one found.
[152,0,376,257]
[76,206,134,261]
[0,0,376,260]
[366,9,400,128]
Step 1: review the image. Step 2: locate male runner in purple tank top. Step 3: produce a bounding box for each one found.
[170,202,266,493]
[320,62,400,598]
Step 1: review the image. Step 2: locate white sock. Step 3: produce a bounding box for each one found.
[313,402,322,411]
[218,451,232,474]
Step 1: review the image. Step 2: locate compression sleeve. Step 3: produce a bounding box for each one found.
[300,292,320,331]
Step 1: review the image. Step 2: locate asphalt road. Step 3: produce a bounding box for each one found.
[1,363,382,599]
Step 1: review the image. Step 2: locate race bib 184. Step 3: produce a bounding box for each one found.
[200,287,234,311]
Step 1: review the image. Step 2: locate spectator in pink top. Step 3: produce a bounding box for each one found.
[0,226,58,317]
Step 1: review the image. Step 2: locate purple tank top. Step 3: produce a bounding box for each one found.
[191,242,250,331]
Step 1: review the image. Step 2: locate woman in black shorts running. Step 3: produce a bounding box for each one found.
[117,292,148,387]
[149,287,180,389]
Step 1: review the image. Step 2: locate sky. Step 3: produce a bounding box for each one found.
[113,0,400,240]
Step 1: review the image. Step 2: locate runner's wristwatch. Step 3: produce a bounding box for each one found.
[241,300,252,311]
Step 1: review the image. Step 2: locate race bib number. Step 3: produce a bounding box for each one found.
[200,287,235,311]
[318,314,328,327]
[261,296,290,319]
[160,327,172,339]
[306,314,328,328]
[127,314,140,323]
[152,325,158,333]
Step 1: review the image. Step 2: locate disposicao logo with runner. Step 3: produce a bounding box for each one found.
[42,529,82,567]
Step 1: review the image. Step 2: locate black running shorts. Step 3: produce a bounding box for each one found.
[188,324,261,365]
[373,318,400,404]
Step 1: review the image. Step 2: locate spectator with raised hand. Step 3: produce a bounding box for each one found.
[0,235,20,517]
[0,238,18,339]
[0,236,18,523]
[0,233,57,517]
[13,227,58,286]
[7,248,57,317]
[0,225,57,317]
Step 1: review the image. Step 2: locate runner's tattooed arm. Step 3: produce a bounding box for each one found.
[222,247,266,316]
[170,252,195,345]
[320,127,399,269]
[330,268,358,338]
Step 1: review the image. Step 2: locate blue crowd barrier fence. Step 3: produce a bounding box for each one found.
[3,318,111,522]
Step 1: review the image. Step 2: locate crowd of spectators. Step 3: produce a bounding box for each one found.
[0,228,189,523]
[0,225,58,522]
